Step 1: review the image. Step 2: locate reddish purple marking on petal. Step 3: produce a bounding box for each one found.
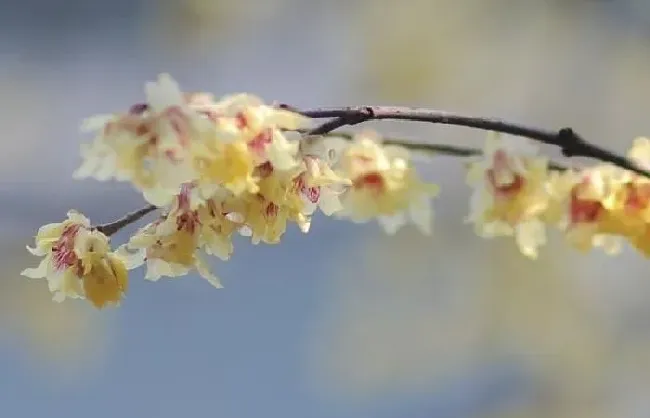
[235,112,248,130]
[176,211,200,234]
[165,106,191,148]
[129,103,149,115]
[296,174,321,203]
[177,183,193,211]
[304,186,321,203]
[265,202,279,219]
[248,129,272,156]
[51,224,81,271]
[255,161,274,178]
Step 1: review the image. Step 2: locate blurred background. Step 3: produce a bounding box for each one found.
[3,0,650,417]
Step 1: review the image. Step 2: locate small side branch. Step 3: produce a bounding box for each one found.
[307,130,568,171]
[95,204,158,237]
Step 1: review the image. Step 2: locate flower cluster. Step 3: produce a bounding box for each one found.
[466,135,650,259]
[23,74,439,308]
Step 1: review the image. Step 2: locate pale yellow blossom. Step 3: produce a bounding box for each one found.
[466,133,550,258]
[332,131,438,234]
[220,164,310,244]
[608,138,650,256]
[74,74,212,207]
[21,211,128,308]
[296,139,352,216]
[119,184,236,288]
[545,166,628,255]
[190,93,307,198]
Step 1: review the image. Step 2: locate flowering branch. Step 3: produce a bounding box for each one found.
[20,73,650,310]
[287,105,650,178]
[85,130,570,241]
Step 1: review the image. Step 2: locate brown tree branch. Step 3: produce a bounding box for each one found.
[278,105,650,178]
[302,130,568,170]
[94,204,158,237]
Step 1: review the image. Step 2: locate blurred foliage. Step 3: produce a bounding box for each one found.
[142,0,291,54]
[352,0,496,103]
[350,0,650,126]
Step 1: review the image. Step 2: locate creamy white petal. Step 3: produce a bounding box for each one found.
[142,187,175,207]
[145,259,189,281]
[378,213,407,235]
[515,220,546,259]
[21,256,51,279]
[195,257,223,289]
[318,192,343,216]
[66,210,91,227]
[80,114,114,133]
[408,198,432,235]
[146,73,184,111]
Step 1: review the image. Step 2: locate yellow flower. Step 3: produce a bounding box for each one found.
[74,74,212,207]
[190,93,307,197]
[545,165,627,255]
[21,210,128,308]
[296,139,352,216]
[466,133,550,258]
[193,136,259,196]
[221,164,309,244]
[333,131,439,234]
[611,138,650,256]
[197,195,239,259]
[119,184,234,288]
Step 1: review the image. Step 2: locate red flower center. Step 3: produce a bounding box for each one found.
[353,172,385,194]
[486,169,524,198]
[570,187,603,224]
[485,150,524,198]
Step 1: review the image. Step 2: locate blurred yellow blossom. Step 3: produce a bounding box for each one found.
[74,74,212,207]
[190,92,307,198]
[466,133,550,258]
[119,184,230,288]
[75,75,309,210]
[21,211,127,309]
[332,131,439,234]
[613,137,650,256]
[545,165,629,255]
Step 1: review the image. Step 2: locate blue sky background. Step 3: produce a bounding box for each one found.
[5,2,650,418]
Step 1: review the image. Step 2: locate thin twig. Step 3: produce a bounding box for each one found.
[278,105,650,178]
[95,204,158,237]
[301,130,568,171]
